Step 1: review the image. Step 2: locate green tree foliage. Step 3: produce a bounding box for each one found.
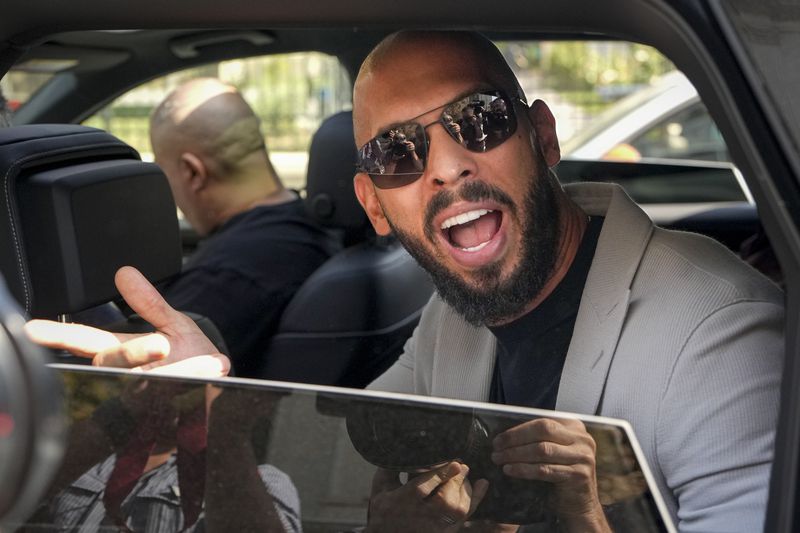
[549,42,674,106]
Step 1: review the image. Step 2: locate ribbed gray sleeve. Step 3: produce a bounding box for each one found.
[656,300,783,533]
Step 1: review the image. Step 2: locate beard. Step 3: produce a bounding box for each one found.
[388,170,562,326]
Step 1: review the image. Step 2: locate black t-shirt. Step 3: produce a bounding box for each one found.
[488,216,603,409]
[161,198,341,376]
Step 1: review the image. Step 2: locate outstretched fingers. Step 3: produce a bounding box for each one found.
[93,333,169,368]
[134,354,230,377]
[24,266,228,376]
[24,319,129,358]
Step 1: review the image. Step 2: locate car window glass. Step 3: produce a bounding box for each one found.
[82,52,352,190]
[0,60,71,112]
[495,42,692,155]
[722,2,800,160]
[14,366,675,532]
[494,41,737,203]
[628,102,729,162]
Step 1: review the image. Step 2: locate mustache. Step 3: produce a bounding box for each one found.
[424,180,516,241]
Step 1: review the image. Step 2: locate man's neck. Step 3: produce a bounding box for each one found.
[212,187,297,231]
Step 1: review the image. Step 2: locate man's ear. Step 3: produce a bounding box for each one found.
[179,152,208,193]
[527,99,561,168]
[353,174,392,236]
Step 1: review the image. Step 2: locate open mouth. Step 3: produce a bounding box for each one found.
[441,209,503,252]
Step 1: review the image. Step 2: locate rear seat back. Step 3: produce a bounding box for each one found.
[258,111,434,388]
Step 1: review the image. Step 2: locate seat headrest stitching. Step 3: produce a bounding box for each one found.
[2,141,131,314]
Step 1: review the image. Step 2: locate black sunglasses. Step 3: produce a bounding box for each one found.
[356,89,525,189]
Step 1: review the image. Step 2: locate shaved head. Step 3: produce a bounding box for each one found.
[150,78,268,181]
[354,31,523,145]
[150,78,288,236]
[358,31,520,90]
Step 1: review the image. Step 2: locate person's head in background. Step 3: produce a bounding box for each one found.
[150,78,290,236]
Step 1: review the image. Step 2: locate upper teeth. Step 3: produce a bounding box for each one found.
[441,209,493,230]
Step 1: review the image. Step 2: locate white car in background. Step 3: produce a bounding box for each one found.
[562,70,729,163]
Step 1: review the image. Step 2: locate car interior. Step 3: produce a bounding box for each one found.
[258,110,435,388]
[0,124,231,351]
[2,26,781,315]
[2,0,800,531]
[0,124,181,320]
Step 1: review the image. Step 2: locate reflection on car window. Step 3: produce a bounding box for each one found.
[0,67,62,113]
[556,159,747,204]
[629,102,729,162]
[495,42,730,166]
[493,42,737,203]
[16,366,675,532]
[83,52,352,190]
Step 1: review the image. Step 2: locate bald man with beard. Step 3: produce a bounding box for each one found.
[150,78,340,377]
[351,32,782,533]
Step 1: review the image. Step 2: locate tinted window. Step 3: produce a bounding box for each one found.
[629,102,729,162]
[0,63,67,112]
[14,366,675,532]
[495,42,739,203]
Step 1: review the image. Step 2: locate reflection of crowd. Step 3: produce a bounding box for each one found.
[362,96,513,176]
[458,97,512,152]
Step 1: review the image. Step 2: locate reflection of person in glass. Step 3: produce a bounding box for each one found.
[33,380,300,532]
[486,98,511,143]
[443,113,465,145]
[460,104,487,151]
[385,128,424,174]
[204,387,302,533]
[364,419,600,532]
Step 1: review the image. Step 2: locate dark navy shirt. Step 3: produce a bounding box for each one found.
[488,216,603,409]
[161,198,340,377]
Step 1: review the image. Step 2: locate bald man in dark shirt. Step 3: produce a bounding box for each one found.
[149,78,339,376]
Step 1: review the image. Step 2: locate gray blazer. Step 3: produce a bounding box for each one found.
[370,182,784,532]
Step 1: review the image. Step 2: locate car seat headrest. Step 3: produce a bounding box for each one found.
[0,124,182,317]
[305,111,372,245]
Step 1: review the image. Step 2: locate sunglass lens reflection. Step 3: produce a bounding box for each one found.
[368,123,427,189]
[362,92,518,188]
[442,93,516,153]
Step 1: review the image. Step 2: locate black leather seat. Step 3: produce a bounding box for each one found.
[258,111,434,388]
[0,124,226,354]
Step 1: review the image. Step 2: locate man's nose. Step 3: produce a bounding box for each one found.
[423,124,478,189]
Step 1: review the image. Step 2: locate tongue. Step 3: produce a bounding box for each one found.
[448,211,501,249]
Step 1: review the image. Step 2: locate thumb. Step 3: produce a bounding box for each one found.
[117,266,226,366]
[115,266,181,331]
